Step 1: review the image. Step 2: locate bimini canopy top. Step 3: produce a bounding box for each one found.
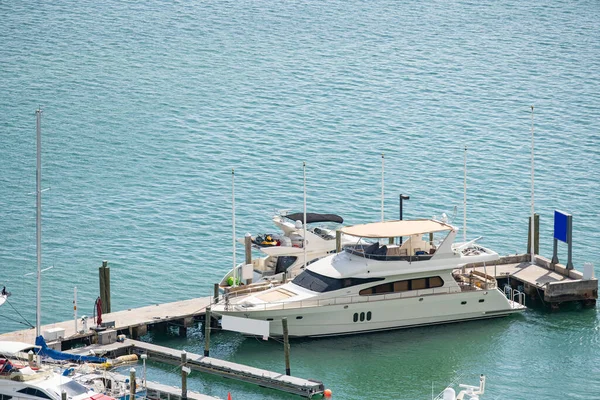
[0,341,40,357]
[284,212,343,224]
[341,219,454,238]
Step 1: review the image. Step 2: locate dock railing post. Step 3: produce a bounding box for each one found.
[129,368,136,400]
[204,307,211,357]
[245,233,252,284]
[181,350,188,400]
[282,317,291,376]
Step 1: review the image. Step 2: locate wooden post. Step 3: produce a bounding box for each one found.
[335,230,341,253]
[527,214,540,258]
[129,368,136,400]
[204,307,211,357]
[181,350,188,400]
[99,260,111,314]
[213,283,219,304]
[282,317,290,376]
[244,233,252,284]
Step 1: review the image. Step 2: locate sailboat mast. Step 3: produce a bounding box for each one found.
[463,145,467,243]
[530,106,535,265]
[303,162,307,270]
[35,108,42,337]
[381,153,384,222]
[232,169,236,286]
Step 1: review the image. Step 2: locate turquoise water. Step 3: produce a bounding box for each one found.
[1,0,599,398]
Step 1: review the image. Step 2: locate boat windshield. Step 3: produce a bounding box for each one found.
[55,380,89,397]
[292,269,383,293]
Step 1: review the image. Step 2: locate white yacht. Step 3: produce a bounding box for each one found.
[219,211,358,287]
[0,342,114,400]
[213,219,526,337]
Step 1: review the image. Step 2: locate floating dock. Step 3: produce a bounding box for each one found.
[468,254,597,309]
[66,339,324,398]
[108,371,221,400]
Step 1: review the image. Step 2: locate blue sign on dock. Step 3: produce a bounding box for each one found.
[554,210,570,243]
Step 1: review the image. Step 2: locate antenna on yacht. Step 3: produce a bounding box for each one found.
[530,105,535,265]
[463,145,467,243]
[232,168,237,286]
[381,153,384,222]
[35,108,42,338]
[303,162,307,271]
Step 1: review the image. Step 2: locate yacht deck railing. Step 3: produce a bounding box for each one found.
[222,283,494,312]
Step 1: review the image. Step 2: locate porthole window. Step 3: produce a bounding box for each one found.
[296,316,303,319]
[461,301,467,305]
[266,318,273,321]
[353,313,358,322]
[360,312,365,322]
[479,299,485,303]
[366,311,372,321]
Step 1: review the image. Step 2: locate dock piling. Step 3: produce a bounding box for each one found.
[129,368,136,400]
[99,260,111,314]
[204,307,211,357]
[181,350,188,400]
[527,214,540,257]
[335,230,341,253]
[213,283,219,304]
[61,391,66,400]
[282,317,290,376]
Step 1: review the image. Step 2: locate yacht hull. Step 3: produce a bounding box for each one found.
[215,289,524,337]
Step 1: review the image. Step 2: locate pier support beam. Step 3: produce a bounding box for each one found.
[99,260,111,314]
[181,351,188,400]
[282,318,291,376]
[527,214,540,259]
[204,307,211,357]
[130,325,148,340]
[213,283,219,304]
[129,368,136,400]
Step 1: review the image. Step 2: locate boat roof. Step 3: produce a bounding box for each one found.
[0,341,40,356]
[341,219,454,238]
[284,212,343,224]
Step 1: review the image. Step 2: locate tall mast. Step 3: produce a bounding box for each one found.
[303,162,307,270]
[530,106,535,265]
[232,169,236,286]
[463,145,467,243]
[381,153,384,222]
[35,108,42,337]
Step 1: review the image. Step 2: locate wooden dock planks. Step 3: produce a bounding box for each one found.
[0,296,213,343]
[128,340,324,398]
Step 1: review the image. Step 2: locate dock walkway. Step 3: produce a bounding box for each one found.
[469,254,597,306]
[67,339,324,398]
[0,297,213,344]
[108,371,221,400]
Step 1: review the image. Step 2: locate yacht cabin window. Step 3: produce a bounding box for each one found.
[292,269,383,293]
[359,276,445,296]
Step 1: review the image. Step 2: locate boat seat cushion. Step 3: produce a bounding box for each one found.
[364,242,379,254]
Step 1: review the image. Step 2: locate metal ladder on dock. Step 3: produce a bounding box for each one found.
[504,285,525,308]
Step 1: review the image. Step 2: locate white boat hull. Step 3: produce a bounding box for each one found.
[215,289,524,337]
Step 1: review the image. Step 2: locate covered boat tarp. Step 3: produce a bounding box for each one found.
[35,336,107,363]
[284,212,343,224]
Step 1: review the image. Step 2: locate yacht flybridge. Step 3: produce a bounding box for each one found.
[213,219,526,337]
[219,212,360,288]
